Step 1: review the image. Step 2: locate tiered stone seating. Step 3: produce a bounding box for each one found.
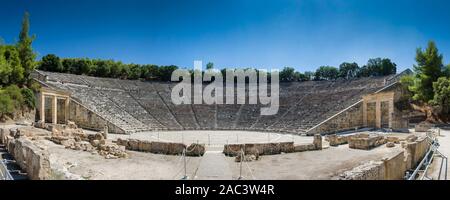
[158,90,199,130]
[102,90,164,130]
[39,71,394,134]
[133,90,183,130]
[49,82,151,133]
[192,104,216,129]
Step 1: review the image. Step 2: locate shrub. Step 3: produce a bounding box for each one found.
[0,93,14,119]
[431,77,450,114]
[4,85,24,109]
[21,87,35,109]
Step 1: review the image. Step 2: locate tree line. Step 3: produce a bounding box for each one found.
[279,57,397,82]
[38,53,398,83]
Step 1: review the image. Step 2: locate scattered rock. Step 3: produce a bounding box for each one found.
[185,143,205,156]
[386,142,395,148]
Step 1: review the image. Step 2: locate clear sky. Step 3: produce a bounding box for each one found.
[1,0,449,72]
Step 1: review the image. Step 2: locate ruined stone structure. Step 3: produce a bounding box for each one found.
[338,135,430,180]
[38,88,70,125]
[307,83,409,135]
[33,70,408,135]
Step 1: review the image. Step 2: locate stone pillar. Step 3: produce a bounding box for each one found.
[40,94,45,122]
[388,99,394,129]
[313,134,322,150]
[52,96,57,124]
[65,98,70,123]
[362,102,367,126]
[375,100,381,128]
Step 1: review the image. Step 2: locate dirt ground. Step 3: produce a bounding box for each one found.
[2,124,424,180]
[48,130,412,180]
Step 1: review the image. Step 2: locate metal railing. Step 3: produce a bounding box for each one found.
[0,159,14,180]
[407,128,448,180]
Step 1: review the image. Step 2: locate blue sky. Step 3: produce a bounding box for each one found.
[1,0,449,72]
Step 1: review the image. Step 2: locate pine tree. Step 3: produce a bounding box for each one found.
[17,12,36,82]
[410,41,444,102]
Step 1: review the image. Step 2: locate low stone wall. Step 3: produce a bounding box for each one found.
[115,138,205,156]
[383,151,407,180]
[326,134,352,146]
[224,135,322,156]
[1,128,51,180]
[338,161,385,180]
[348,134,386,150]
[406,136,429,169]
[338,136,430,180]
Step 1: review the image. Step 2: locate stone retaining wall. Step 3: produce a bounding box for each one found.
[338,136,430,180]
[0,128,51,180]
[307,102,364,135]
[115,138,205,156]
[348,134,387,150]
[69,100,126,134]
[224,135,322,156]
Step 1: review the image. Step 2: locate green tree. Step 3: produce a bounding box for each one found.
[128,64,142,80]
[109,61,123,78]
[315,66,339,80]
[339,62,359,79]
[17,12,36,79]
[93,60,112,77]
[0,94,14,119]
[304,71,314,81]
[4,85,24,109]
[62,58,76,73]
[39,54,64,72]
[142,64,159,80]
[0,46,13,85]
[158,65,178,81]
[0,46,24,85]
[443,64,450,77]
[410,41,444,102]
[280,67,296,82]
[206,62,214,70]
[431,77,450,114]
[21,87,35,109]
[74,59,93,75]
[359,58,396,77]
[293,71,309,81]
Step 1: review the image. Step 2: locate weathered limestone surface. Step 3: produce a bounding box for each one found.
[348,134,387,150]
[308,103,364,135]
[223,135,321,157]
[69,101,126,134]
[338,136,430,180]
[115,138,205,156]
[415,121,433,132]
[48,122,128,159]
[338,161,385,180]
[326,134,351,146]
[1,128,51,180]
[186,143,206,156]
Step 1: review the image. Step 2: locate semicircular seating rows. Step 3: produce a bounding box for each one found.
[38,70,391,134]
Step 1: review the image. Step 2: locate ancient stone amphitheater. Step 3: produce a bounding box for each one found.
[33,70,402,135]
